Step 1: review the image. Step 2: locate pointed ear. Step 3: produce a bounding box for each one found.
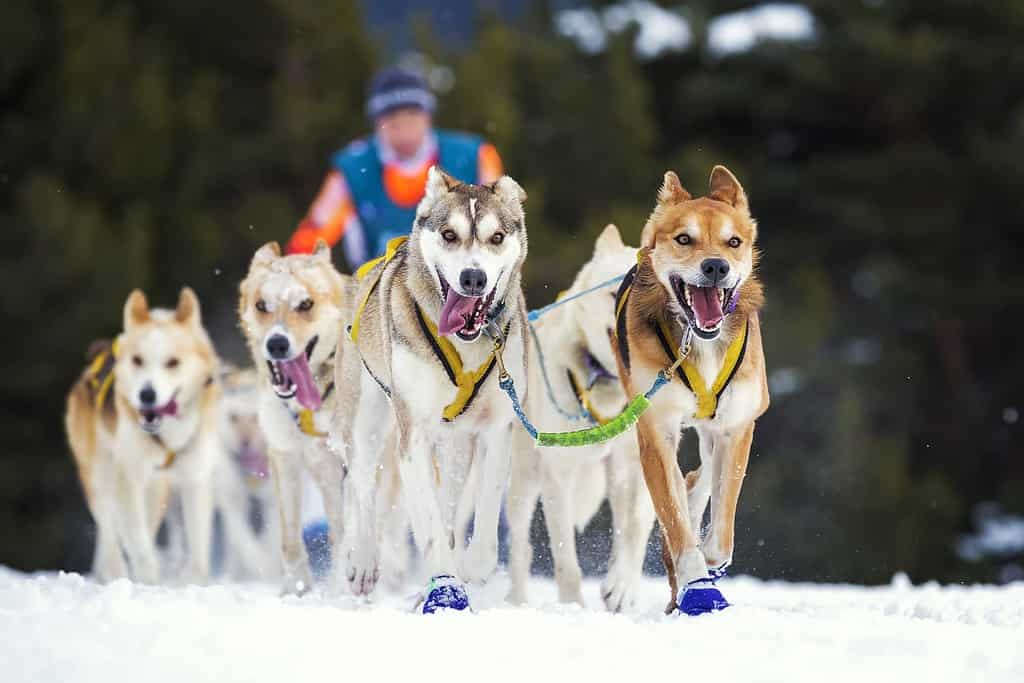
[595,224,624,254]
[123,289,149,331]
[252,241,281,268]
[175,287,201,327]
[311,238,331,262]
[492,175,527,205]
[709,165,748,212]
[658,171,691,205]
[418,166,457,220]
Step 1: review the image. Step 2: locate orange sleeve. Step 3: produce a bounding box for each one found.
[477,143,503,185]
[286,171,357,254]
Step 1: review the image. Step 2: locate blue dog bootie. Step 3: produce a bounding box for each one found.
[422,575,471,614]
[677,577,730,616]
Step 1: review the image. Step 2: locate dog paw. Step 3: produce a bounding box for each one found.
[422,575,470,614]
[345,547,379,597]
[459,540,498,584]
[676,577,730,616]
[506,585,528,606]
[600,571,640,613]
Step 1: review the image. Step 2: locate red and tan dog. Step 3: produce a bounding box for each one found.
[613,166,768,615]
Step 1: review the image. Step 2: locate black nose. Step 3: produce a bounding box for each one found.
[701,258,730,286]
[459,268,488,297]
[139,386,156,407]
[266,334,291,360]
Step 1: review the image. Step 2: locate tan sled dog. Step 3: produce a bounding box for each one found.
[506,224,655,611]
[613,166,768,615]
[348,167,529,611]
[214,365,280,580]
[238,240,356,595]
[65,288,222,583]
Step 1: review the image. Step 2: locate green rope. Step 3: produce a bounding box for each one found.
[535,392,651,447]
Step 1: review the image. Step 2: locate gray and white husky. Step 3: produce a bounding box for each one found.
[340,166,529,609]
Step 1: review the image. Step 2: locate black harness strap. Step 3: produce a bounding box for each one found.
[613,264,638,372]
[414,305,459,386]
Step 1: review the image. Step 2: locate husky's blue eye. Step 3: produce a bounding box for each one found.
[675,234,692,245]
[728,236,742,248]
[491,232,505,245]
[442,229,457,243]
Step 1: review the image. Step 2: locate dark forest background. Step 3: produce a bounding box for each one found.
[2,0,1022,585]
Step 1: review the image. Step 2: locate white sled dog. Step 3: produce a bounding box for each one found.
[238,240,356,595]
[506,224,655,611]
[214,365,281,580]
[346,166,529,612]
[65,288,222,583]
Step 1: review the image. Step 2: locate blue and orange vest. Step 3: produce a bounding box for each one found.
[333,130,483,261]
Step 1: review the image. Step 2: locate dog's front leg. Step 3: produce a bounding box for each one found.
[115,467,160,583]
[460,424,512,584]
[538,458,584,604]
[602,442,656,612]
[268,449,313,595]
[393,400,450,577]
[339,430,384,597]
[306,440,349,592]
[375,431,410,590]
[636,410,706,599]
[702,422,755,572]
[684,433,715,543]
[180,471,214,583]
[504,432,542,604]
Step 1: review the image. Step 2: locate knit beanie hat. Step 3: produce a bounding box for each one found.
[366,67,437,120]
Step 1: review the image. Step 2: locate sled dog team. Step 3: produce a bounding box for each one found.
[65,165,768,616]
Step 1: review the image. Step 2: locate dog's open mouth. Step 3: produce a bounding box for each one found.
[670,275,735,339]
[139,397,178,434]
[236,445,269,480]
[437,272,496,342]
[266,336,322,411]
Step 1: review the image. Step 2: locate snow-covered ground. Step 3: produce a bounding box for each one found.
[2,567,1022,682]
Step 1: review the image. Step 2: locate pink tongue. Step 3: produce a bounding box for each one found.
[691,287,724,328]
[238,446,269,479]
[154,399,178,417]
[438,291,481,336]
[278,354,321,410]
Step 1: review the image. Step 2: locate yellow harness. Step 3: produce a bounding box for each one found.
[86,339,119,413]
[350,235,409,343]
[654,317,748,419]
[614,253,749,420]
[566,369,611,425]
[413,304,508,422]
[349,234,507,422]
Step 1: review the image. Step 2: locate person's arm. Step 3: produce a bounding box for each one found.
[286,171,368,267]
[477,142,504,185]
